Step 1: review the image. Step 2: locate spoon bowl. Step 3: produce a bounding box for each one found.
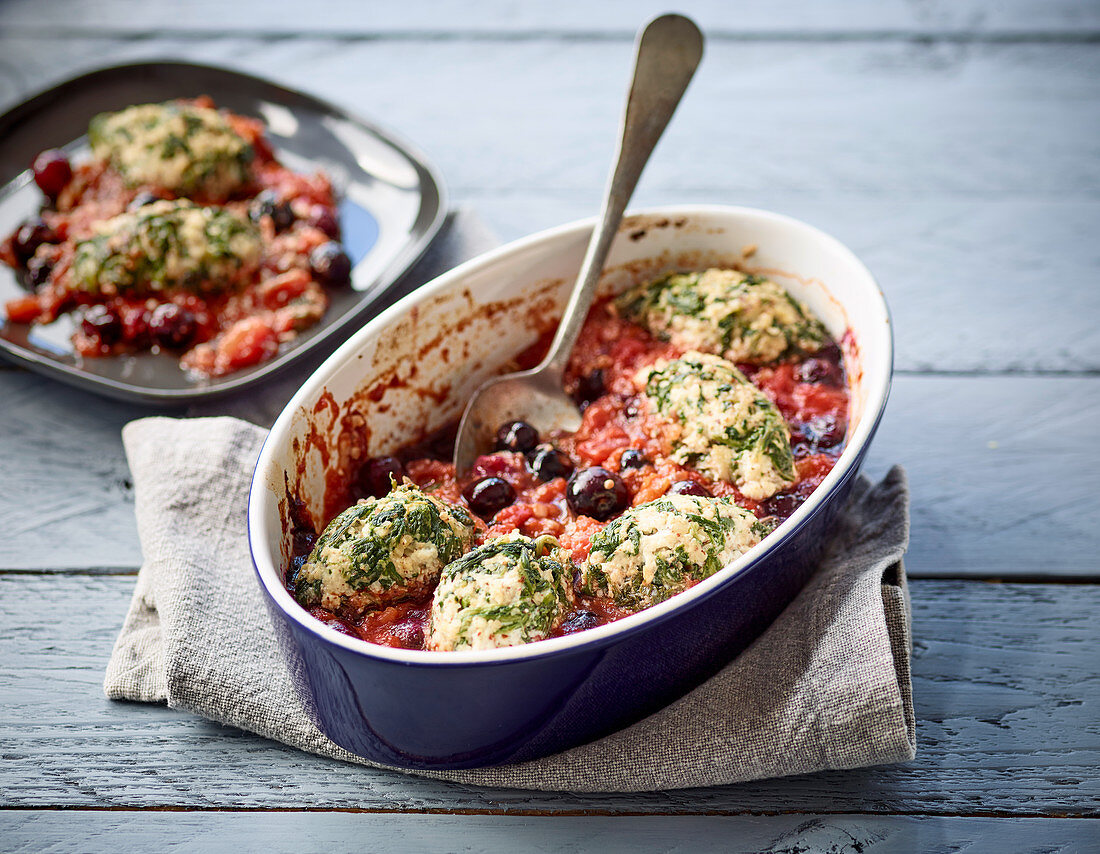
[457,369,583,455]
[453,13,703,473]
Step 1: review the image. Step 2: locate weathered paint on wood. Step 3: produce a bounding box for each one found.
[3,373,1096,577]
[2,811,1098,854]
[1,575,1096,814]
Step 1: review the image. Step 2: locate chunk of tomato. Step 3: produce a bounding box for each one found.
[4,295,41,324]
[218,317,279,371]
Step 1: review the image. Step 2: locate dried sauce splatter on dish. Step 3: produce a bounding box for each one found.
[1,96,352,376]
[286,269,851,651]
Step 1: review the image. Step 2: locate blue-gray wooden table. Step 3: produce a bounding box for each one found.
[1,2,1098,852]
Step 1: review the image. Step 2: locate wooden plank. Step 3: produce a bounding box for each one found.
[0,37,1096,372]
[2,38,1097,199]
[3,373,1096,577]
[1,811,1098,854]
[1,575,1096,815]
[863,376,1100,578]
[3,0,1098,38]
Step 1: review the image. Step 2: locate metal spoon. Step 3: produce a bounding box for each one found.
[453,13,703,475]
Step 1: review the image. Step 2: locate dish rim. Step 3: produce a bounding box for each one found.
[249,202,894,666]
[0,58,448,404]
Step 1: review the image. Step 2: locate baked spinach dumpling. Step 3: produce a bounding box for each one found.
[70,200,261,296]
[580,493,770,610]
[295,482,476,618]
[616,268,828,365]
[427,534,575,651]
[638,351,795,500]
[89,101,253,199]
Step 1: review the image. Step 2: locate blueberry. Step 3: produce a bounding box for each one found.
[307,205,340,238]
[250,189,295,232]
[463,476,515,519]
[27,255,54,287]
[13,219,58,264]
[566,467,628,521]
[802,414,845,449]
[529,445,573,482]
[797,357,843,387]
[668,480,709,497]
[560,610,600,634]
[128,191,164,211]
[148,304,198,349]
[619,449,648,470]
[81,305,123,346]
[357,456,404,498]
[310,241,352,285]
[496,420,539,454]
[573,369,605,407]
[32,149,72,199]
[762,492,801,520]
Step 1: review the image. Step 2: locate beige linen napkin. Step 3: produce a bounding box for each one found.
[104,416,915,791]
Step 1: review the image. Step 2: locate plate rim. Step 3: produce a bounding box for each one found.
[0,57,448,404]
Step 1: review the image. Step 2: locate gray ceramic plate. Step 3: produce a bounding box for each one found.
[0,61,446,403]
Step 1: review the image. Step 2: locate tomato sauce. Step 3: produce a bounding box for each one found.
[286,298,850,650]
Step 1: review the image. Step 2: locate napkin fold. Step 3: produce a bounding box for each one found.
[105,416,915,792]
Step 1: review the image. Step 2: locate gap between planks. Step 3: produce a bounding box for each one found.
[1,805,1098,819]
[6,27,1100,44]
[4,0,1100,39]
[2,811,1097,854]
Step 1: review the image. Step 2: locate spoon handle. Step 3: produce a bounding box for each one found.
[541,13,704,377]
